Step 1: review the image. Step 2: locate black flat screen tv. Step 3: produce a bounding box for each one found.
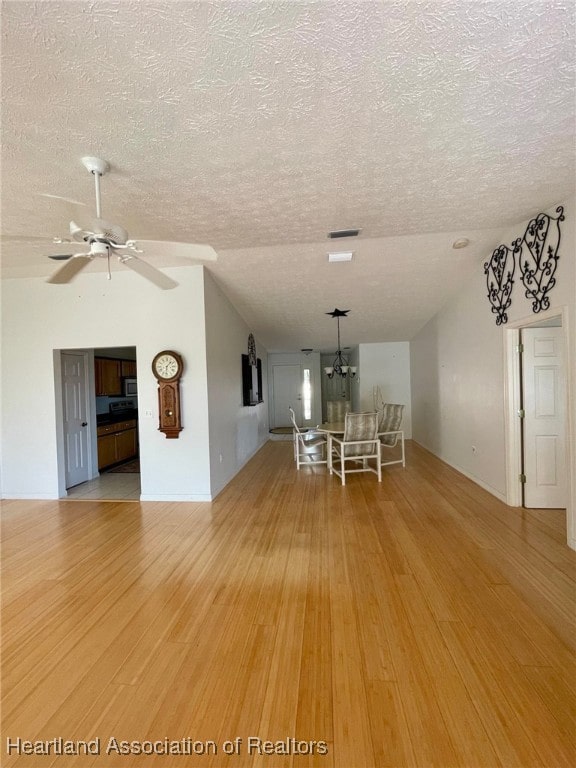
[242,354,263,406]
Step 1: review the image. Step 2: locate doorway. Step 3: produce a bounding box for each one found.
[272,364,304,426]
[505,313,568,510]
[521,325,566,508]
[57,345,141,500]
[268,352,322,429]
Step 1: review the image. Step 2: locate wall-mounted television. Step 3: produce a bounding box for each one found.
[242,354,263,406]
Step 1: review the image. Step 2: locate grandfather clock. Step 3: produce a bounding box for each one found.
[151,350,184,439]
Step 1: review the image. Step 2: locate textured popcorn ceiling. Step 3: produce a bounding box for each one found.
[1,0,574,349]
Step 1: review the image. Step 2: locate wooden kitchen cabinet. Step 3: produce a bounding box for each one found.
[97,434,118,469]
[121,360,137,377]
[95,357,122,396]
[116,427,137,461]
[97,419,138,469]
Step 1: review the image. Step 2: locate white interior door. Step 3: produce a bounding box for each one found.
[272,364,303,427]
[522,327,566,508]
[62,352,90,488]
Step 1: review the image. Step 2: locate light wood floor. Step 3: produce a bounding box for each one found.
[1,441,575,767]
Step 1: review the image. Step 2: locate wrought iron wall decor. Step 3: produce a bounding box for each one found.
[484,205,564,325]
[247,332,257,366]
[484,243,516,326]
[517,206,564,314]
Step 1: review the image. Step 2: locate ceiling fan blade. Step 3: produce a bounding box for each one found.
[46,253,93,284]
[37,193,87,206]
[118,254,178,290]
[130,241,217,262]
[1,234,70,243]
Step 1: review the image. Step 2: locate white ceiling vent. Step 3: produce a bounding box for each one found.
[328,229,361,239]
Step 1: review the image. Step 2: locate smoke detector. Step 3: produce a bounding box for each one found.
[328,251,353,262]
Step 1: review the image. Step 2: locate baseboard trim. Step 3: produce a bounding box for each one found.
[412,441,507,504]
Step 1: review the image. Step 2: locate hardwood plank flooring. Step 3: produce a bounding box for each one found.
[1,441,575,767]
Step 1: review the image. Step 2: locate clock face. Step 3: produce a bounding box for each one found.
[152,351,182,381]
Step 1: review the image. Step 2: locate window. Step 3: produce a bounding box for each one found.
[302,368,312,420]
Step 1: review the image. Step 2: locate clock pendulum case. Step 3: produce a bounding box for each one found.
[151,350,184,439]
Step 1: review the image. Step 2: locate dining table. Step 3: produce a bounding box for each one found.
[317,420,391,472]
[316,422,346,471]
[316,422,345,434]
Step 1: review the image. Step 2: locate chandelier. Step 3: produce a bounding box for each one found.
[324,308,357,379]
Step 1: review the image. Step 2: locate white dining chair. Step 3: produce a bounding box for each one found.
[288,407,327,469]
[326,399,351,423]
[377,403,406,468]
[330,411,382,485]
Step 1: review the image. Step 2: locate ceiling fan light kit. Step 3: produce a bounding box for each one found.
[43,156,216,289]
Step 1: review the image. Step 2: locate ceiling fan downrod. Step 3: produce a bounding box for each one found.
[81,156,109,220]
[94,170,102,219]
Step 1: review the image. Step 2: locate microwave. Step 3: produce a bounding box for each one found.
[123,377,138,396]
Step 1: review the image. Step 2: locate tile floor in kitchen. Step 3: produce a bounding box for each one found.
[65,470,140,501]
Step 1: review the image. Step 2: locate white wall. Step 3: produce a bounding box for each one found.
[1,265,272,502]
[356,342,412,438]
[411,197,576,548]
[410,277,506,495]
[1,266,212,500]
[203,272,269,498]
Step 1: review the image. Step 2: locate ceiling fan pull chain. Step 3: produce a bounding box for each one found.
[107,248,111,280]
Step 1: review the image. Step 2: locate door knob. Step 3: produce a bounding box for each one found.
[81,422,87,427]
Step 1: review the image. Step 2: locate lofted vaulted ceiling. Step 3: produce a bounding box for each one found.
[1,0,574,350]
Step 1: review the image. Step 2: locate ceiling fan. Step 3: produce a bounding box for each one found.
[43,156,216,289]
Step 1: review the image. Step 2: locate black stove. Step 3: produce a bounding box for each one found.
[97,400,138,425]
[109,400,136,417]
